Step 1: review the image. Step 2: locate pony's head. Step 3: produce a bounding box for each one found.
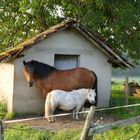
[23,60,34,87]
[87,89,96,105]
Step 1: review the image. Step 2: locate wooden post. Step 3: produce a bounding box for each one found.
[125,77,129,105]
[0,120,4,140]
[80,106,96,140]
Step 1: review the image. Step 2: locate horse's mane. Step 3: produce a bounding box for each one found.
[26,60,57,79]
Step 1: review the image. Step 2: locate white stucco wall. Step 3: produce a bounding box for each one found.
[12,28,112,113]
[13,61,45,113]
[0,63,14,112]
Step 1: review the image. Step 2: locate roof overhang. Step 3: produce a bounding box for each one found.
[0,19,134,69]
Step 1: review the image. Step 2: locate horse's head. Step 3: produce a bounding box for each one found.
[23,60,34,87]
[87,89,96,105]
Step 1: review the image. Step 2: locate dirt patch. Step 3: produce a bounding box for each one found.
[5,112,117,132]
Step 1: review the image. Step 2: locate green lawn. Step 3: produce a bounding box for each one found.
[108,83,140,119]
[0,100,7,119]
[1,82,140,140]
[4,123,140,140]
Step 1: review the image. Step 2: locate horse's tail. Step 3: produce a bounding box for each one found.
[45,92,52,122]
[91,71,98,107]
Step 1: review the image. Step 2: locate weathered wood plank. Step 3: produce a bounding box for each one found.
[89,115,140,136]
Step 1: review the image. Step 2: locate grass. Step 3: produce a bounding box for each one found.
[0,100,15,119]
[107,83,140,119]
[5,124,51,140]
[5,124,82,140]
[94,123,140,140]
[4,123,140,140]
[0,100,7,113]
[0,100,7,119]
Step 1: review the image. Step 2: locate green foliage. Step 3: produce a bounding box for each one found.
[0,0,61,52]
[0,100,7,113]
[0,100,7,119]
[107,82,140,119]
[0,100,14,120]
[5,112,15,120]
[0,0,140,62]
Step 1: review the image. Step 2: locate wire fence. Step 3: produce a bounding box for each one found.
[3,103,140,125]
[1,102,140,140]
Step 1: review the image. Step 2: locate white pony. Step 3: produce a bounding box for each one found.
[45,88,96,122]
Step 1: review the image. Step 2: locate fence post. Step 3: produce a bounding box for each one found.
[125,77,129,105]
[80,106,96,140]
[0,120,4,140]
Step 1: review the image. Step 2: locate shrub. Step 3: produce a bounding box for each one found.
[5,113,15,120]
[0,100,7,113]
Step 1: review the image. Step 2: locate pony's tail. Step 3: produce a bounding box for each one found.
[91,71,98,107]
[45,92,52,122]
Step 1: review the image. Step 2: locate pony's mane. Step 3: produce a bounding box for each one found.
[26,60,57,79]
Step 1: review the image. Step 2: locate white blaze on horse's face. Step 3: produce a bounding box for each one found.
[87,89,96,105]
[23,66,34,87]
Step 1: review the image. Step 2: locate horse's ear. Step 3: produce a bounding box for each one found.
[23,60,26,65]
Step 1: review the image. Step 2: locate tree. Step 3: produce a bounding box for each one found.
[0,0,62,51]
[0,0,140,63]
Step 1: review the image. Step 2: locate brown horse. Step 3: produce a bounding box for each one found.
[23,60,98,106]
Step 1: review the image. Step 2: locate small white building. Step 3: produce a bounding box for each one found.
[0,19,132,113]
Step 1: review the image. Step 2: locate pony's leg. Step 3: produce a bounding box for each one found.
[50,106,55,122]
[75,111,79,120]
[45,105,51,122]
[45,94,53,122]
[75,106,81,120]
[82,107,89,118]
[73,109,76,119]
[45,107,55,123]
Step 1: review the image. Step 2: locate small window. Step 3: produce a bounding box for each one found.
[54,54,79,70]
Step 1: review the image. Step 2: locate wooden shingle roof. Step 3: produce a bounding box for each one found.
[0,19,133,68]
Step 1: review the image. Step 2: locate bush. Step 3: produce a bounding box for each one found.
[0,100,7,113]
[5,113,15,120]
